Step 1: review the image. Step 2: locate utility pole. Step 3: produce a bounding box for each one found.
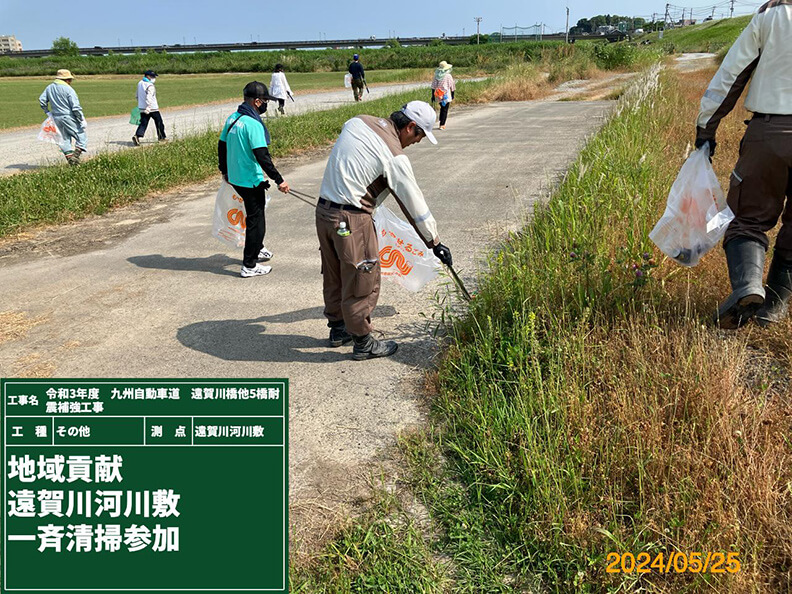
[474,17,483,45]
[565,6,570,43]
[711,6,716,19]
[664,3,671,28]
[730,0,735,18]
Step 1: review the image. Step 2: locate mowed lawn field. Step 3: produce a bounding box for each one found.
[0,68,469,130]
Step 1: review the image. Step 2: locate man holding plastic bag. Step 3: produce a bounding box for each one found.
[38,69,87,166]
[694,1,792,329]
[218,81,290,277]
[316,101,453,360]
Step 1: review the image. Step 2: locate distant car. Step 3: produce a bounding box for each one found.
[704,16,713,21]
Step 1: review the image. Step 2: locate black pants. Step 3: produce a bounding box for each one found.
[276,98,285,111]
[439,103,450,126]
[724,115,792,258]
[135,110,166,140]
[232,182,268,268]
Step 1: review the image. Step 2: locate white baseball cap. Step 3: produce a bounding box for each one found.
[401,101,437,145]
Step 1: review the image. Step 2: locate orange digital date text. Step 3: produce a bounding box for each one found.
[605,551,740,574]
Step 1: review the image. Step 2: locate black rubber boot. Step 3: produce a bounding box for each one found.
[755,252,792,327]
[328,322,353,347]
[715,237,766,329]
[351,333,398,361]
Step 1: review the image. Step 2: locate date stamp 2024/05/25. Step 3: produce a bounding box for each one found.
[606,552,741,575]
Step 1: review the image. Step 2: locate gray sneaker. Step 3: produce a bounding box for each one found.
[132,136,141,146]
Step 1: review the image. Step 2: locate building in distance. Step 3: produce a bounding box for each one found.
[0,35,23,52]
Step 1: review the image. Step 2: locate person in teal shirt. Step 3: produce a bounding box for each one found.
[218,81,290,277]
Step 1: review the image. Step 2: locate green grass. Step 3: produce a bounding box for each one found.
[292,65,792,592]
[0,69,472,130]
[0,80,490,238]
[291,489,447,593]
[0,42,567,77]
[641,15,752,52]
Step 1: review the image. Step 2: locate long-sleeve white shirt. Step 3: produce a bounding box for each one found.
[269,72,291,100]
[136,79,159,112]
[319,115,439,248]
[696,1,792,139]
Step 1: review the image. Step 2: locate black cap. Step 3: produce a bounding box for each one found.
[274,63,284,71]
[144,70,157,78]
[243,81,277,101]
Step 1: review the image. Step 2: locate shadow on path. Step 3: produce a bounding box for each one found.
[128,254,239,277]
[177,305,432,366]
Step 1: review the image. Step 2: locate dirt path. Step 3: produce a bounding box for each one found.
[0,90,615,546]
[0,81,436,176]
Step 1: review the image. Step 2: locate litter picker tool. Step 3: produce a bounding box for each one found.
[446,263,472,301]
[364,79,370,94]
[288,189,318,207]
[287,92,295,103]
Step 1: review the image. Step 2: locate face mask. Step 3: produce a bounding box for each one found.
[256,100,268,114]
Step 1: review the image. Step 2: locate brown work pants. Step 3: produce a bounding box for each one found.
[315,202,381,337]
[724,114,792,258]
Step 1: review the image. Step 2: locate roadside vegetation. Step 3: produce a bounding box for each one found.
[0,85,430,237]
[0,68,475,130]
[0,40,656,78]
[292,65,791,592]
[639,14,752,53]
[0,44,655,238]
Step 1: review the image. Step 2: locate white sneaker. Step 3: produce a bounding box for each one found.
[258,247,273,261]
[240,264,272,277]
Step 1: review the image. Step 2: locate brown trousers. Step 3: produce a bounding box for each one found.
[315,203,381,336]
[724,114,792,258]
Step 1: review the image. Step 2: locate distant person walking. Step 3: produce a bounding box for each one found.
[348,54,366,102]
[38,69,87,166]
[218,82,290,278]
[132,70,167,145]
[695,0,792,328]
[269,63,293,115]
[431,61,455,130]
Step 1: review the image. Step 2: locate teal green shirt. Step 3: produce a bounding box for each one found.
[220,113,268,188]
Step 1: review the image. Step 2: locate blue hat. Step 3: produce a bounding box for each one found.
[353,54,359,60]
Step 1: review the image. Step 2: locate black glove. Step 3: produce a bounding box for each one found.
[433,243,453,267]
[430,89,436,103]
[694,135,716,157]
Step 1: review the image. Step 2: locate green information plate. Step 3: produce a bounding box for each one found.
[1,379,288,593]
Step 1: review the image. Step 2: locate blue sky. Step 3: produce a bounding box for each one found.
[1,0,762,50]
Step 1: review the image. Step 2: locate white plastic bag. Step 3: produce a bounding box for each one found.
[344,73,352,88]
[212,180,269,248]
[649,146,734,267]
[374,206,441,292]
[37,115,63,145]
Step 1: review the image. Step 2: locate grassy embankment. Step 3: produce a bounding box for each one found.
[0,68,478,130]
[640,14,752,53]
[0,44,655,239]
[292,65,791,592]
[0,42,568,77]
